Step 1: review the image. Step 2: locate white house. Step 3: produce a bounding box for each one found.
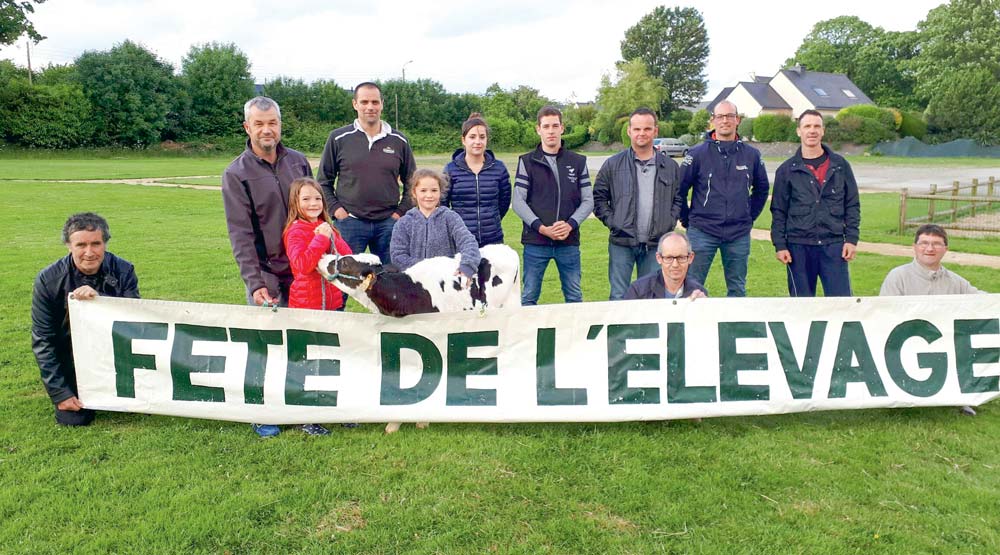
[708,65,873,119]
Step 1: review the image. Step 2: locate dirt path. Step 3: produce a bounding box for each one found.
[53,176,220,190]
[749,229,1000,268]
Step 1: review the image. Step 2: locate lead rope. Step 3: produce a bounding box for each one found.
[321,221,340,311]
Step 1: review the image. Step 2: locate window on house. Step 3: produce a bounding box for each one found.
[842,89,857,98]
[812,87,829,97]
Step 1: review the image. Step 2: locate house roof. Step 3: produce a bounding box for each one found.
[705,86,734,114]
[777,68,873,110]
[736,82,790,110]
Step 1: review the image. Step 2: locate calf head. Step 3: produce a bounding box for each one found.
[318,253,384,297]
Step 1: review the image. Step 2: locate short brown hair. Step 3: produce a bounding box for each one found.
[797,109,824,126]
[914,224,948,246]
[536,105,562,125]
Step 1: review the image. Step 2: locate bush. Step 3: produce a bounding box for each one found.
[898,111,927,140]
[688,109,710,135]
[657,121,674,138]
[562,126,589,149]
[826,114,895,144]
[620,119,631,148]
[485,116,523,150]
[753,114,795,142]
[678,133,696,146]
[737,118,753,140]
[836,105,896,130]
[1,81,94,148]
[520,121,539,150]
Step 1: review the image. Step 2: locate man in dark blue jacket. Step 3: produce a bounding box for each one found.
[771,110,860,296]
[513,106,593,305]
[674,101,769,297]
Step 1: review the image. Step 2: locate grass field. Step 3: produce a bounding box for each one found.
[2,156,1000,554]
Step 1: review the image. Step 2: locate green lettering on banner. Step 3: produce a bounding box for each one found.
[380,332,442,405]
[666,322,717,404]
[719,322,770,402]
[111,321,168,398]
[285,329,340,406]
[171,324,227,402]
[607,324,660,404]
[954,319,1000,394]
[536,328,586,405]
[828,321,887,399]
[885,320,947,397]
[229,328,283,405]
[446,331,499,406]
[769,321,826,399]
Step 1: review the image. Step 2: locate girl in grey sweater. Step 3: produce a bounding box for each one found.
[390,169,481,279]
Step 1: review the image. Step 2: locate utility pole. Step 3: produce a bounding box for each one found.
[396,60,413,130]
[26,40,33,85]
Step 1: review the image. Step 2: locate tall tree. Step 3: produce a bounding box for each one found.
[75,41,178,146]
[620,6,709,115]
[785,16,880,76]
[592,59,665,142]
[181,42,254,137]
[0,0,45,45]
[264,77,353,124]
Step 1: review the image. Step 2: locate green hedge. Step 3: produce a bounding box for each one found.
[836,105,896,130]
[898,111,928,140]
[825,114,895,145]
[562,126,589,149]
[737,118,754,141]
[753,114,795,142]
[1,81,94,148]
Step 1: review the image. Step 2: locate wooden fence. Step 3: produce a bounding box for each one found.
[898,176,1000,233]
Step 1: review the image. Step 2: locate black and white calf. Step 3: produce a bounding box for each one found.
[318,243,521,317]
[317,243,521,434]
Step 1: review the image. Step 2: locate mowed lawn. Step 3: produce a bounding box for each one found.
[2,157,1000,554]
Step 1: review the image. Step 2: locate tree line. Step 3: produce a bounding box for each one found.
[0,1,997,151]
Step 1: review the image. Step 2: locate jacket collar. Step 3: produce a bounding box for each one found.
[531,140,566,161]
[244,139,288,166]
[451,148,496,172]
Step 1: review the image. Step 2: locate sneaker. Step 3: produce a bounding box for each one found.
[252,424,281,438]
[341,422,359,429]
[960,406,977,417]
[300,423,330,436]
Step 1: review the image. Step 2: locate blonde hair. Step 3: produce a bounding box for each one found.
[284,177,337,236]
[409,168,450,202]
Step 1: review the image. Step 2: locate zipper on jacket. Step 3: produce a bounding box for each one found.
[475,173,482,244]
[703,173,712,206]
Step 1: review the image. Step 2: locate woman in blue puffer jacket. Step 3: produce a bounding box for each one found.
[443,113,512,247]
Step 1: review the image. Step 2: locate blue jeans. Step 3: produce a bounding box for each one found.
[687,227,751,297]
[521,244,582,305]
[334,215,396,265]
[608,243,659,300]
[785,242,852,297]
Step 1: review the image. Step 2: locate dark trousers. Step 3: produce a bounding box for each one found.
[786,242,852,297]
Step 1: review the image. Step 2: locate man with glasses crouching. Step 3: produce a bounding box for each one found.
[624,232,707,300]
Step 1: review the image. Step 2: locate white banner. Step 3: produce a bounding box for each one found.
[69,295,1000,424]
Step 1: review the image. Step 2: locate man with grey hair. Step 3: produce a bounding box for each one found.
[222,96,326,438]
[222,96,312,308]
[32,212,139,426]
[624,232,707,300]
[674,100,769,297]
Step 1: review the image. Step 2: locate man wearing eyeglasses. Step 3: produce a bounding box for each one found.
[674,101,769,297]
[880,224,982,296]
[624,232,707,300]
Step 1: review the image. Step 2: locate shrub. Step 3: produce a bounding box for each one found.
[836,105,896,130]
[657,121,674,138]
[620,118,630,148]
[1,81,94,148]
[737,118,753,140]
[562,126,589,149]
[753,114,795,142]
[678,133,696,146]
[827,114,895,144]
[520,121,539,150]
[688,109,710,135]
[485,117,523,150]
[898,111,927,140]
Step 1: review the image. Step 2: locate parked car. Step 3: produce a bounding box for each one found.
[653,138,688,157]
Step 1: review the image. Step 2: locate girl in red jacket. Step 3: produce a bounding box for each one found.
[283,177,352,311]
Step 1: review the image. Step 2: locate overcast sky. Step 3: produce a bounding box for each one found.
[1,0,945,103]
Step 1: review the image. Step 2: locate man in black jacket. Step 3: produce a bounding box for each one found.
[31,213,139,426]
[594,108,680,300]
[770,110,860,296]
[513,106,593,305]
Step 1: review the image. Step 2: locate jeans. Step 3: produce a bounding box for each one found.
[521,244,582,305]
[687,226,751,297]
[785,242,852,297]
[334,215,397,265]
[607,243,659,300]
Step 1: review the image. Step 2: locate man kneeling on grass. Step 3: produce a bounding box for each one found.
[624,232,707,300]
[880,223,986,416]
[31,213,140,426]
